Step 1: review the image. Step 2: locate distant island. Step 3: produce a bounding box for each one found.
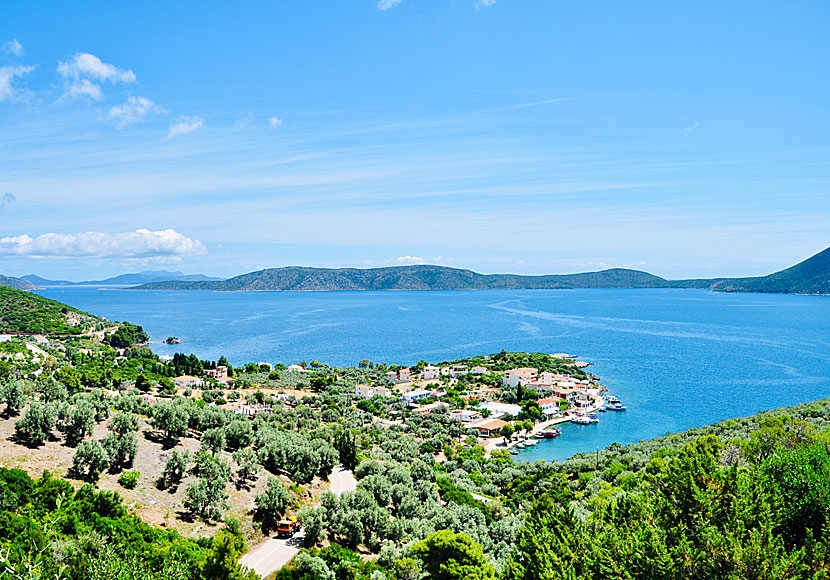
[130,246,830,295]
[0,274,39,292]
[21,269,223,287]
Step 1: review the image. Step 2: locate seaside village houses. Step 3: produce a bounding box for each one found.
[346,355,602,439]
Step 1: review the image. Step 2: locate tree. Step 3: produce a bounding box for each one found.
[500,423,515,444]
[1,380,26,416]
[14,402,56,446]
[107,323,149,348]
[233,448,260,487]
[135,374,152,393]
[185,453,231,521]
[109,411,140,436]
[161,449,190,487]
[103,432,138,469]
[57,401,95,444]
[38,377,67,403]
[411,530,497,580]
[72,439,110,481]
[334,430,358,471]
[225,419,253,450]
[201,427,227,455]
[254,477,291,533]
[151,402,189,443]
[201,529,259,580]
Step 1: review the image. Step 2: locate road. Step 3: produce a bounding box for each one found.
[240,465,357,578]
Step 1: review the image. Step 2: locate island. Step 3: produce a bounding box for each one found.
[164,336,182,344]
[127,244,830,295]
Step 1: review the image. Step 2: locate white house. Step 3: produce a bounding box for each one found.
[449,409,483,422]
[401,389,432,405]
[502,367,538,388]
[204,365,229,380]
[450,365,469,377]
[174,375,204,388]
[421,365,441,380]
[470,366,489,376]
[356,385,394,399]
[478,401,522,419]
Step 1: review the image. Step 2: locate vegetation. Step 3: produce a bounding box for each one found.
[0,286,99,334]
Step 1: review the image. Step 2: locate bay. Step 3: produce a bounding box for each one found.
[36,287,830,461]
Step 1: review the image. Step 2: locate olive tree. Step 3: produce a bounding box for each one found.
[72,439,110,481]
[254,477,290,533]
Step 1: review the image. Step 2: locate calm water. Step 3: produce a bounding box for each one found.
[36,287,830,461]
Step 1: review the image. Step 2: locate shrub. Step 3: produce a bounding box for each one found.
[118,471,140,489]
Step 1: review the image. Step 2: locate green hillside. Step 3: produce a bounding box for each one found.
[134,265,669,291]
[0,285,101,334]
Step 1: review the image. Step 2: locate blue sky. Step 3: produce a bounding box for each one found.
[1,0,829,280]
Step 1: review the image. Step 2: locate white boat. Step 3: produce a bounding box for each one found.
[571,416,596,425]
[524,439,538,446]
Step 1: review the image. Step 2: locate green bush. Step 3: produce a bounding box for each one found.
[118,470,140,489]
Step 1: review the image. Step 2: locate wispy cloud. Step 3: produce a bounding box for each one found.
[680,121,700,137]
[168,115,205,138]
[378,0,402,11]
[474,0,496,8]
[57,52,135,101]
[483,97,567,113]
[268,116,283,129]
[395,255,426,265]
[0,65,35,102]
[108,96,163,129]
[2,39,24,58]
[0,193,16,208]
[0,229,206,258]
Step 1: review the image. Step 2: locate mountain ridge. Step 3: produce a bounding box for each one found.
[131,246,830,294]
[0,274,39,291]
[23,270,223,287]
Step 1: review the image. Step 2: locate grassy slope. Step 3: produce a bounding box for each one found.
[0,285,100,334]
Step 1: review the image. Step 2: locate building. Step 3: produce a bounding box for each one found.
[204,365,229,380]
[449,409,483,422]
[477,401,522,419]
[174,375,204,388]
[413,401,449,415]
[537,397,564,416]
[450,364,469,377]
[502,367,538,387]
[470,366,489,375]
[287,364,308,372]
[386,368,413,384]
[468,418,509,437]
[235,404,273,417]
[421,365,441,380]
[355,384,394,399]
[401,389,432,405]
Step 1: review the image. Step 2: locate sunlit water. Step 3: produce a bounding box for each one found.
[37,287,830,461]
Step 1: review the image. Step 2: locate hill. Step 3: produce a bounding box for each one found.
[0,285,102,334]
[133,265,669,291]
[669,246,830,294]
[0,274,39,291]
[23,270,223,286]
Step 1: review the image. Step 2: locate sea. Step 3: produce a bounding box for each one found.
[36,286,830,462]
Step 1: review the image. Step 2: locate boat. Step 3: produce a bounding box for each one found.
[541,428,561,438]
[534,432,546,439]
[509,448,519,455]
[597,406,607,412]
[607,395,620,404]
[524,439,538,446]
[515,442,526,449]
[607,403,627,411]
[571,416,596,425]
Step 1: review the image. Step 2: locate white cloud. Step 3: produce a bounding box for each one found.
[0,229,206,258]
[680,121,700,137]
[395,256,426,265]
[0,193,16,208]
[474,0,496,7]
[57,52,135,101]
[168,115,205,138]
[2,39,24,58]
[378,0,402,11]
[268,116,283,129]
[0,64,35,102]
[108,96,162,129]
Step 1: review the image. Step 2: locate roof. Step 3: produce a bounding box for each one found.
[470,419,508,431]
[537,397,562,405]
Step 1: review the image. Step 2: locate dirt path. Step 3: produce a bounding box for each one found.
[239,465,357,578]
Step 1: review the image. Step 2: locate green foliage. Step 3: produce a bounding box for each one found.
[201,529,258,580]
[1,379,27,415]
[411,530,497,580]
[0,286,97,334]
[185,453,231,521]
[56,400,95,443]
[14,402,56,446]
[161,449,191,488]
[107,323,149,349]
[103,431,138,469]
[254,477,291,533]
[334,430,359,471]
[257,429,338,484]
[118,470,140,489]
[71,439,111,481]
[152,401,191,443]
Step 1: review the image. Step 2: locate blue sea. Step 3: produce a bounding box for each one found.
[36,287,830,461]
